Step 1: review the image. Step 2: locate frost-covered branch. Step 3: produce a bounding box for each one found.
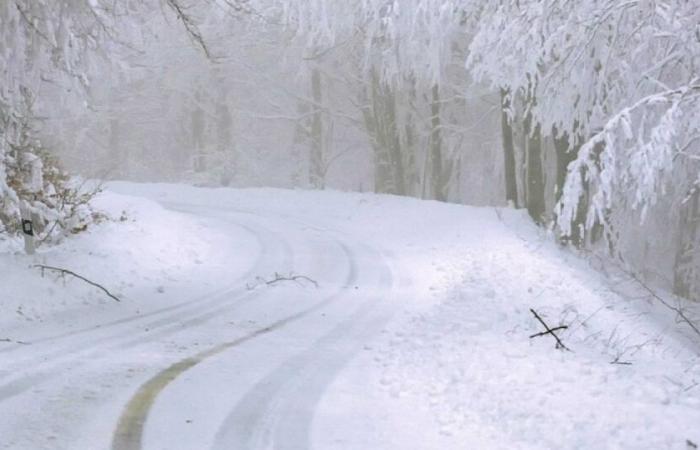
[557,85,700,236]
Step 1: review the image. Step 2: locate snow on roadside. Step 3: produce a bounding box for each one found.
[5,181,697,449]
[0,189,253,337]
[106,182,700,449]
[305,190,700,449]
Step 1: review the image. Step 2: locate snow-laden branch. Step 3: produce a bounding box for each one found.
[556,85,700,236]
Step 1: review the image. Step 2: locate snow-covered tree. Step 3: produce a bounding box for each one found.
[0,0,228,242]
[0,0,117,241]
[269,0,700,300]
[465,1,700,237]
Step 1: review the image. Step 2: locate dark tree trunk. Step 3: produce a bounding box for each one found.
[109,117,124,176]
[216,101,234,186]
[191,91,205,173]
[430,84,447,201]
[309,67,325,189]
[553,131,571,204]
[524,110,545,224]
[674,187,700,300]
[553,129,586,247]
[363,70,406,196]
[385,89,406,195]
[500,88,518,207]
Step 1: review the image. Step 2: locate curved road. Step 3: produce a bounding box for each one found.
[0,196,397,450]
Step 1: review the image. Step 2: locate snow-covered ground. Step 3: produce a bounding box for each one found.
[0,182,698,450]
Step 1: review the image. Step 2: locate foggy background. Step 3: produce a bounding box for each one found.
[2,0,699,304]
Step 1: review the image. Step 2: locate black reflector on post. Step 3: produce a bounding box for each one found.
[22,219,34,236]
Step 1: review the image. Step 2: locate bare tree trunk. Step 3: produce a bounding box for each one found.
[674,187,700,300]
[191,90,205,173]
[500,88,518,207]
[524,110,545,224]
[309,67,325,189]
[553,131,571,205]
[553,129,586,246]
[216,99,234,185]
[383,81,406,196]
[358,78,387,192]
[430,84,447,201]
[363,70,406,195]
[289,102,307,186]
[109,117,124,176]
[403,76,419,197]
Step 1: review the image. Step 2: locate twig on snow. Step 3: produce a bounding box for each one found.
[684,381,699,393]
[530,308,571,351]
[34,264,120,302]
[0,338,30,345]
[247,272,319,290]
[610,356,633,365]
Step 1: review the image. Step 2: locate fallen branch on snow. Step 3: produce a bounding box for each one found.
[530,308,571,351]
[34,264,120,302]
[247,272,319,290]
[0,338,30,345]
[610,356,633,366]
[529,325,568,338]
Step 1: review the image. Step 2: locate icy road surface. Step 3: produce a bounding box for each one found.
[0,183,699,450]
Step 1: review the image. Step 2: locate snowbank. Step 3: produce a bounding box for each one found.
[0,189,255,337]
[107,182,700,449]
[2,181,698,449]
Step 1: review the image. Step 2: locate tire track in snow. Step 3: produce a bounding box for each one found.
[211,244,394,450]
[0,220,265,354]
[110,240,359,450]
[0,214,290,403]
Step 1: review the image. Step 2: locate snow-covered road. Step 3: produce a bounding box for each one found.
[0,190,401,450]
[112,203,397,450]
[1,183,699,450]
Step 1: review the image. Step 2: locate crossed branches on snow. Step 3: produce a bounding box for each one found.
[529,308,571,352]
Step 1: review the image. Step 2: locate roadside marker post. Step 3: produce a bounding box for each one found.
[20,204,36,255]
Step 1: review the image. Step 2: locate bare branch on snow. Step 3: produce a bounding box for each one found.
[34,264,120,302]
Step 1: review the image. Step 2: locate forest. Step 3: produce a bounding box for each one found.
[2,1,699,305]
[2,2,700,449]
